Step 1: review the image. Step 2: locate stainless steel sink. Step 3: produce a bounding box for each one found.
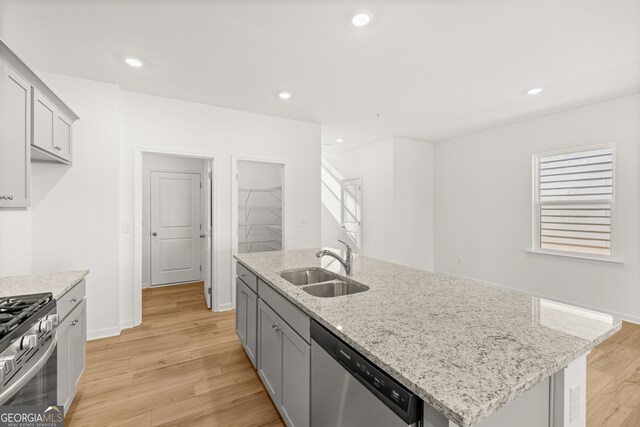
[279,268,340,286]
[278,268,369,298]
[302,281,369,298]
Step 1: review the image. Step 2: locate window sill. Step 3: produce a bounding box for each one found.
[525,249,625,265]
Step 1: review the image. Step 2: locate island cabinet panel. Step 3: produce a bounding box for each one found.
[57,280,87,415]
[258,299,282,402]
[258,278,310,343]
[280,319,310,427]
[257,298,310,427]
[0,60,31,208]
[236,262,258,292]
[235,277,257,367]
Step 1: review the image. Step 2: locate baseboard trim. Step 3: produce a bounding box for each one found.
[435,270,640,325]
[217,302,233,312]
[120,319,135,330]
[87,326,121,341]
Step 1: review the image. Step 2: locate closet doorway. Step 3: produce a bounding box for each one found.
[234,159,284,254]
[142,153,213,306]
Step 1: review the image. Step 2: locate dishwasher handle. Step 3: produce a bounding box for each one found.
[311,320,421,424]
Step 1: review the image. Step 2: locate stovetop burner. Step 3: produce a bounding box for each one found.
[0,293,53,339]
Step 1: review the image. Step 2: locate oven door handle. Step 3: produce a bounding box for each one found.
[0,332,57,405]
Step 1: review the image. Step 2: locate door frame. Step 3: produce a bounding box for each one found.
[231,155,286,310]
[133,147,216,327]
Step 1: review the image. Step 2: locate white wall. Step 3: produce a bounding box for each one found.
[0,210,31,276]
[119,90,321,319]
[0,71,320,338]
[141,153,207,288]
[321,137,434,271]
[434,94,640,322]
[394,138,434,272]
[30,72,121,339]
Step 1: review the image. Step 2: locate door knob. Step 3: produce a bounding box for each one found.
[200,234,206,238]
[152,232,157,236]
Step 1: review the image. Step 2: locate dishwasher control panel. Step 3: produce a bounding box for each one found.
[337,342,414,413]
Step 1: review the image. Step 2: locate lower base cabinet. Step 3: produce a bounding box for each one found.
[57,281,87,414]
[236,278,258,367]
[236,262,310,427]
[258,299,310,427]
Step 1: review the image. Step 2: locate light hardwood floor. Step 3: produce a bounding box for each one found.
[65,282,284,427]
[67,282,639,427]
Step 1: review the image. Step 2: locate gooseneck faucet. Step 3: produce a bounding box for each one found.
[316,239,353,275]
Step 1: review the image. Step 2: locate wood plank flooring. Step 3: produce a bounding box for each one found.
[67,282,640,426]
[587,321,640,426]
[65,282,284,427]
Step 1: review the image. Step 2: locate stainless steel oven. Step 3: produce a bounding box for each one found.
[0,295,57,407]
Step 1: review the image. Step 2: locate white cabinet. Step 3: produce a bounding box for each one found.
[57,281,86,415]
[31,90,72,163]
[0,60,31,208]
[0,38,78,204]
[258,299,310,427]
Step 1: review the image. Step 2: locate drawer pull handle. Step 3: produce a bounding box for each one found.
[0,196,13,200]
[271,324,280,332]
[71,297,78,303]
[71,319,78,326]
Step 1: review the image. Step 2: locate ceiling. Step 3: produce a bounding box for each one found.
[0,1,638,149]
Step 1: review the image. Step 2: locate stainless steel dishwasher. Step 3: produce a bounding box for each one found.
[311,320,421,427]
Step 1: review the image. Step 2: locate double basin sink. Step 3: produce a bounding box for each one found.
[278,268,369,298]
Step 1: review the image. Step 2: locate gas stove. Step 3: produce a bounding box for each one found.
[0,292,58,406]
[0,293,56,350]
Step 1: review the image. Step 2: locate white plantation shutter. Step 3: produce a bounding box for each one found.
[535,147,614,256]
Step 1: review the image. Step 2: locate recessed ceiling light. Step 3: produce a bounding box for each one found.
[124,57,144,68]
[336,138,345,144]
[351,11,372,27]
[278,91,292,100]
[527,87,544,96]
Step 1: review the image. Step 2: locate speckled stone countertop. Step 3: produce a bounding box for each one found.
[0,271,89,299]
[235,249,621,427]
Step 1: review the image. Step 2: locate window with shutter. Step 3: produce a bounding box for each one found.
[534,146,614,257]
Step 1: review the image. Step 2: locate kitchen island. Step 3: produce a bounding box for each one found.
[235,249,620,427]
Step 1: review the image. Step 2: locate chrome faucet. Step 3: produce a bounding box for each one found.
[316,240,353,275]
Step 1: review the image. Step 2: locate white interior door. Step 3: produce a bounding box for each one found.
[151,171,202,286]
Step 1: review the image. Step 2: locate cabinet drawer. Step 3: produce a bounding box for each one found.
[258,279,310,343]
[237,262,258,293]
[57,280,86,320]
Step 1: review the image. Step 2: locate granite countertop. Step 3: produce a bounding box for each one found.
[0,270,89,299]
[235,249,621,427]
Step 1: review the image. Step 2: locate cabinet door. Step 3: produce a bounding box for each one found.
[32,90,54,152]
[236,279,247,346]
[68,299,86,394]
[53,114,71,162]
[245,287,258,368]
[258,300,282,403]
[280,321,310,427]
[56,315,71,413]
[0,62,31,208]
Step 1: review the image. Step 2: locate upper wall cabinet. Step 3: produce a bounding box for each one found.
[32,90,73,163]
[0,61,31,208]
[0,38,79,208]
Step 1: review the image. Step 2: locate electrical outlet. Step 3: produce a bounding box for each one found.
[570,385,581,422]
[297,218,308,228]
[456,257,462,265]
[122,222,132,234]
